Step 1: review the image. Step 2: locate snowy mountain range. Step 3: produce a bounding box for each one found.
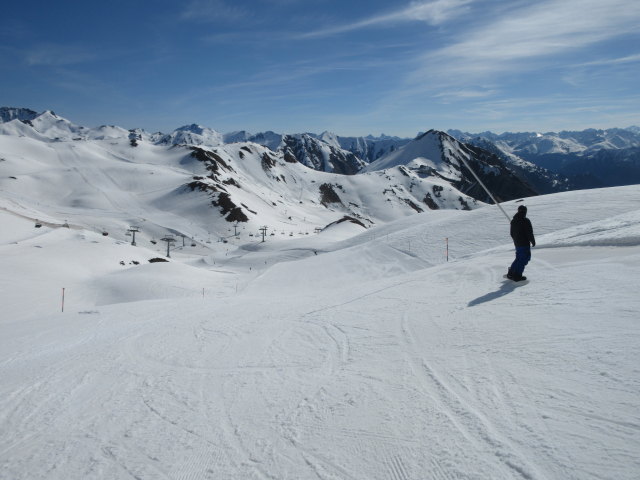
[449,127,640,190]
[0,107,539,244]
[3,106,639,245]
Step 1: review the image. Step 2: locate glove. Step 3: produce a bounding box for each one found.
[531,241,536,247]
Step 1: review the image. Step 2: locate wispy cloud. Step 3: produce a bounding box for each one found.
[434,88,498,100]
[418,0,640,81]
[462,93,640,131]
[576,53,640,68]
[299,0,474,39]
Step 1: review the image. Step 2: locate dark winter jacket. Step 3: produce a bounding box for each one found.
[510,211,535,247]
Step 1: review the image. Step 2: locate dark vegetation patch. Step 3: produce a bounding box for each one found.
[403,198,424,213]
[225,208,249,222]
[319,183,343,206]
[326,216,367,229]
[283,149,298,163]
[189,147,231,175]
[261,152,277,170]
[213,192,249,222]
[222,178,241,188]
[458,196,471,210]
[149,257,169,263]
[187,179,222,193]
[423,193,439,210]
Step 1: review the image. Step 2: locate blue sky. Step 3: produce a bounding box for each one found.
[1,0,639,136]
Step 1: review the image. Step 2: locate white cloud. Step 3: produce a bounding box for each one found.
[576,53,640,68]
[419,0,640,80]
[299,0,474,38]
[434,88,497,100]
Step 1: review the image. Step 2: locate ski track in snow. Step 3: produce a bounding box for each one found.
[400,309,539,480]
[2,186,640,479]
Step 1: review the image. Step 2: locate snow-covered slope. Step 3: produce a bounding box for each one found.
[156,123,224,147]
[338,133,410,163]
[1,184,639,479]
[279,133,367,174]
[364,130,537,203]
[0,113,483,257]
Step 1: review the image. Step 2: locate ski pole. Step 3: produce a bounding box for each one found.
[457,154,511,222]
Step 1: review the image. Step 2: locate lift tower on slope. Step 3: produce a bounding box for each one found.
[127,226,140,246]
[161,235,175,258]
[259,226,268,243]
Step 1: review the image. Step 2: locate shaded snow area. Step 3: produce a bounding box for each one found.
[1,186,640,479]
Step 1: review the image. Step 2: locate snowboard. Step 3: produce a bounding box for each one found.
[503,274,529,285]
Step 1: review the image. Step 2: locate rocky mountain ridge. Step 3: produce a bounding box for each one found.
[448,127,640,190]
[0,108,498,243]
[0,107,537,203]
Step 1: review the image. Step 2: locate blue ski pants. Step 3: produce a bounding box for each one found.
[510,246,531,276]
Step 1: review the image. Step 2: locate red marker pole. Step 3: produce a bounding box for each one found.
[62,288,65,313]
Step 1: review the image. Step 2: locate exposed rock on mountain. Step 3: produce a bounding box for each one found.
[449,127,640,190]
[0,107,39,123]
[365,130,536,204]
[462,137,570,194]
[337,134,410,163]
[280,134,366,175]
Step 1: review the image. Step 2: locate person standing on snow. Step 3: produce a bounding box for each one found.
[507,205,535,281]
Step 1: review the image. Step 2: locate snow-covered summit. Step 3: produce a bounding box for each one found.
[363,130,536,204]
[450,127,640,156]
[0,109,86,141]
[363,130,450,172]
[318,131,341,149]
[157,123,224,147]
[86,125,131,141]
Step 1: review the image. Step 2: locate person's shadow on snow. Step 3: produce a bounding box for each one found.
[467,281,519,307]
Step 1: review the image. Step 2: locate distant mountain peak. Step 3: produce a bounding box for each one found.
[363,128,536,204]
[175,123,207,134]
[157,124,224,147]
[0,107,39,123]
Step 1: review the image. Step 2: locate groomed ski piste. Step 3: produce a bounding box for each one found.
[1,185,640,480]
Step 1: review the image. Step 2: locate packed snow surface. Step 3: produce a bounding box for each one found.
[1,186,640,479]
